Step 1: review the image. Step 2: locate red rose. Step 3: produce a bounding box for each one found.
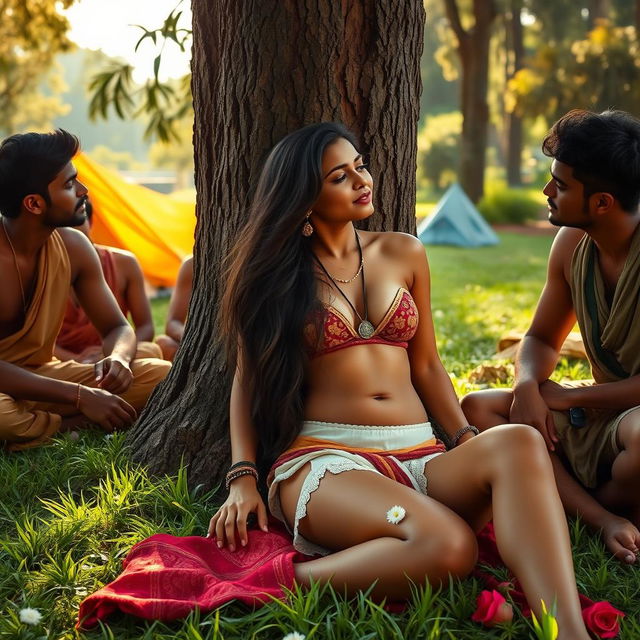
[471,589,514,627]
[582,601,625,638]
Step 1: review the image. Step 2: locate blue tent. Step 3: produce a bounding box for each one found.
[417,183,499,247]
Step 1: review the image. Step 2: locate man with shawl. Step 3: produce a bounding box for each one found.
[0,130,170,449]
[462,110,640,565]
[55,198,163,364]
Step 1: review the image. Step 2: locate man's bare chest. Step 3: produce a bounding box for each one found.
[0,251,39,339]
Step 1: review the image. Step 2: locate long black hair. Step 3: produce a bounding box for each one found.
[220,122,358,468]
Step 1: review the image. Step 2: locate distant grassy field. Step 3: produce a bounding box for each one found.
[1,231,635,640]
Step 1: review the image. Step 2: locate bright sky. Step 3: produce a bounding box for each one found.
[61,0,192,83]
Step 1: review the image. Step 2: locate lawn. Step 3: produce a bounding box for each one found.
[0,232,637,640]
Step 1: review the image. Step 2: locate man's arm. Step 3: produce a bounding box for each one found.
[165,256,193,343]
[540,375,640,411]
[60,229,135,393]
[116,251,155,342]
[511,228,583,448]
[0,360,136,431]
[0,360,77,404]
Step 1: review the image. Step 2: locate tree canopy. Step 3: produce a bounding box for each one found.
[0,0,78,134]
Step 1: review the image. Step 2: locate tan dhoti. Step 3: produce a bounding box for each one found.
[0,229,170,451]
[1,349,170,451]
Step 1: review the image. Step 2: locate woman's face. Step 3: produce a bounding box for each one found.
[311,137,374,225]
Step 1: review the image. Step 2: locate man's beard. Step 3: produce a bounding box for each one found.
[547,212,592,230]
[547,198,592,230]
[46,198,88,228]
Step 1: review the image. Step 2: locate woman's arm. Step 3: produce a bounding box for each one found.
[403,235,476,446]
[207,356,269,549]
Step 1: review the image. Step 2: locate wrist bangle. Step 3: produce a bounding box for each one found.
[225,467,258,491]
[229,460,257,472]
[451,425,479,447]
[75,383,82,410]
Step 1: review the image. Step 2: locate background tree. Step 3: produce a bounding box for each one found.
[0,0,77,134]
[442,0,497,203]
[87,5,192,143]
[504,0,524,186]
[509,19,640,123]
[126,0,427,489]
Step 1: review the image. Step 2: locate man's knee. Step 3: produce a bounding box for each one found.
[154,335,179,361]
[135,341,164,360]
[618,415,640,462]
[461,389,512,428]
[125,358,171,410]
[0,393,61,448]
[130,358,171,386]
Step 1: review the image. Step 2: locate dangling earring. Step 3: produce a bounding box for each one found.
[301,210,314,237]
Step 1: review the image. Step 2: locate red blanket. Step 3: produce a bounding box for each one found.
[78,520,604,630]
[77,525,305,629]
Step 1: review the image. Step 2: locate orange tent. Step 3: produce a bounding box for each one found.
[74,153,196,287]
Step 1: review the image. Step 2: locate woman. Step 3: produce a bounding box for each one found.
[209,123,591,639]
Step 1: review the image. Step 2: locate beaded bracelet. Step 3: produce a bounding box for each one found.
[225,467,258,491]
[451,425,479,447]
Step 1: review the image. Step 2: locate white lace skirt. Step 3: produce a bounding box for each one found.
[267,420,444,556]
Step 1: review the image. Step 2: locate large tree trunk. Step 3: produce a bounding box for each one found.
[588,0,610,27]
[444,0,496,203]
[506,0,524,187]
[127,0,425,490]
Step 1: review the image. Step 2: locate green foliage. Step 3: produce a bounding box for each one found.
[508,21,640,121]
[87,3,192,142]
[417,112,462,191]
[477,183,545,224]
[0,0,78,135]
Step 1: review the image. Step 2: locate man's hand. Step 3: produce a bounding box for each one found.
[510,380,558,451]
[94,355,133,394]
[77,385,137,432]
[600,515,640,564]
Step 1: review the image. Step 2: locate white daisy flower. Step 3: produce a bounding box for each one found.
[19,607,42,625]
[386,505,406,524]
[282,633,306,640]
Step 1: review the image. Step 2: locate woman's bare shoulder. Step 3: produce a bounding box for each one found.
[360,230,422,254]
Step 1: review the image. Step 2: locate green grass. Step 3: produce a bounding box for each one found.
[1,232,635,639]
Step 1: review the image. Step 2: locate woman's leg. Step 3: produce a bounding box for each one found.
[278,467,478,600]
[424,424,590,640]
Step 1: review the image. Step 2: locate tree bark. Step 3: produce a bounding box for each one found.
[443,0,496,203]
[127,0,426,490]
[588,0,610,27]
[506,0,524,187]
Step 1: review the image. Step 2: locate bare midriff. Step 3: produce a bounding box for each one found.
[304,343,428,426]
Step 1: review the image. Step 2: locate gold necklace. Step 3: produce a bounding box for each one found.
[313,231,375,339]
[329,255,363,283]
[2,217,27,314]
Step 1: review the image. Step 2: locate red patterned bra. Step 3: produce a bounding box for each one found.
[304,287,419,358]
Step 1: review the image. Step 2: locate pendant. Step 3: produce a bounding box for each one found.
[357,320,375,339]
